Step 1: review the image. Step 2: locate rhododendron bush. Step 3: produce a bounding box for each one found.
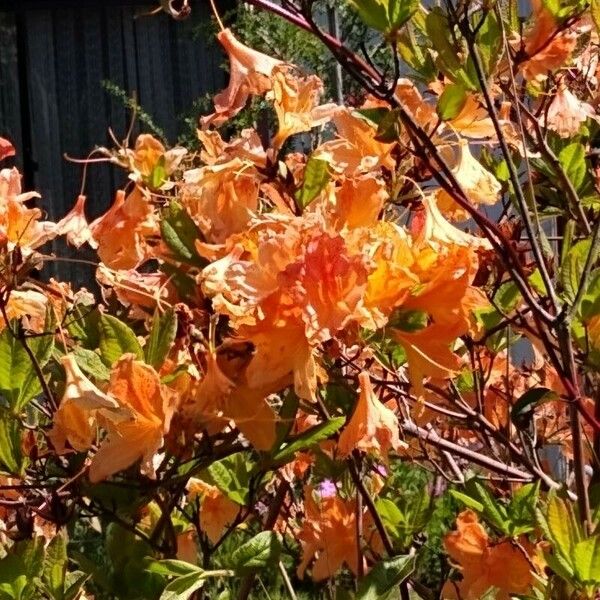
[4,0,600,598]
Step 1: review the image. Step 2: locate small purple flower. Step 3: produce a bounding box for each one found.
[254,501,268,516]
[375,464,388,477]
[317,479,337,498]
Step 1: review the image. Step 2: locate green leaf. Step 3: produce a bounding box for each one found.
[42,533,68,600]
[437,84,467,120]
[573,537,600,583]
[449,489,484,513]
[425,8,475,89]
[0,315,54,411]
[593,0,600,34]
[271,417,345,466]
[388,309,428,332]
[544,549,575,582]
[469,480,510,534]
[581,270,600,320]
[229,531,282,574]
[356,554,415,600]
[494,281,521,313]
[204,452,256,505]
[508,481,540,528]
[0,538,45,600]
[374,108,402,142]
[71,347,111,381]
[559,142,587,192]
[98,314,144,366]
[63,572,89,600]
[295,157,330,209]
[159,572,206,600]
[476,11,503,77]
[561,239,592,303]
[147,560,203,578]
[356,107,391,126]
[145,308,177,368]
[347,0,418,35]
[546,494,576,561]
[160,201,206,266]
[0,410,25,475]
[148,156,167,189]
[511,388,558,430]
[65,303,100,349]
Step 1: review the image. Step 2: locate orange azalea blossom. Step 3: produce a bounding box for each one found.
[269,65,336,152]
[202,28,282,127]
[0,167,56,251]
[202,214,372,399]
[198,128,267,169]
[543,83,597,138]
[296,487,363,580]
[96,266,177,317]
[338,371,405,460]
[3,289,49,333]
[178,340,278,450]
[518,0,578,81]
[447,94,496,139]
[187,478,240,544]
[313,108,396,175]
[0,137,15,161]
[90,187,157,270]
[49,354,118,454]
[443,510,540,600]
[89,354,179,482]
[434,141,501,220]
[180,158,260,245]
[113,134,186,186]
[56,195,98,249]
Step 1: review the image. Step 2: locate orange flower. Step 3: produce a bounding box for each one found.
[0,137,15,161]
[296,487,362,580]
[90,187,157,269]
[338,371,404,460]
[519,0,578,81]
[187,478,241,544]
[443,510,537,600]
[202,29,282,127]
[544,83,597,138]
[49,354,118,454]
[181,158,260,245]
[269,65,336,152]
[434,141,501,220]
[56,195,97,249]
[313,108,395,175]
[0,167,57,251]
[89,355,178,482]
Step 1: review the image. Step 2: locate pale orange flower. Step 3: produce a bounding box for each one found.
[434,141,501,220]
[313,108,396,175]
[269,65,336,152]
[296,487,362,580]
[49,354,118,454]
[544,83,597,137]
[89,355,178,482]
[519,0,578,81]
[90,187,157,269]
[338,371,404,460]
[443,510,538,600]
[202,28,282,127]
[0,167,57,251]
[187,478,240,544]
[181,158,260,245]
[56,195,98,249]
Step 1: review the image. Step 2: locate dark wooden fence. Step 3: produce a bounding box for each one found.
[0,0,231,281]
